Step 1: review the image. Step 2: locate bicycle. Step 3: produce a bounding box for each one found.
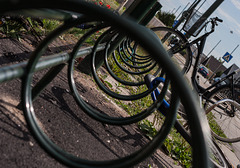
[150,16,240,143]
[204,69,240,143]
[144,17,239,167]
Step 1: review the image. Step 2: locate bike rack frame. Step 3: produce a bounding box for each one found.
[0,1,211,167]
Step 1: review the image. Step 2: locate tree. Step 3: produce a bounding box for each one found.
[156,10,176,27]
[218,57,224,63]
[215,71,223,77]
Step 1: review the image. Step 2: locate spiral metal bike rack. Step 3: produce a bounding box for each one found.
[0,0,213,167]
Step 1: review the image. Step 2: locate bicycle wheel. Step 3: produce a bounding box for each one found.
[151,27,192,73]
[173,109,230,168]
[209,138,231,168]
[155,102,230,168]
[173,113,230,168]
[145,74,230,168]
[204,84,240,143]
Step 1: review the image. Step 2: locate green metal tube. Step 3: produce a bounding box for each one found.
[139,1,162,26]
[10,9,76,20]
[122,0,157,22]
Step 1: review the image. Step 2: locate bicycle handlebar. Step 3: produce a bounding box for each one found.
[215,17,223,23]
[205,17,223,34]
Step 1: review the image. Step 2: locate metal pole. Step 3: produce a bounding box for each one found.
[205,44,239,83]
[187,0,224,37]
[196,0,207,12]
[122,0,157,21]
[207,40,221,57]
[0,44,106,83]
[140,1,162,25]
[173,6,181,15]
[171,8,175,14]
[116,0,129,13]
[176,2,190,20]
[230,44,239,55]
[172,0,202,30]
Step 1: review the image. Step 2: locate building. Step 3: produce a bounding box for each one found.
[201,55,227,73]
[201,55,227,79]
[220,64,240,84]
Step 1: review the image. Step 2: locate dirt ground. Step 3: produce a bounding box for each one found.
[0,33,182,168]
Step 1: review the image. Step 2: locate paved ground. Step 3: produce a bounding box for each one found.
[0,72,181,168]
[0,35,182,168]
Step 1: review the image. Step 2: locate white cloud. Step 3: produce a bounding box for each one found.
[235,29,240,36]
[216,7,240,36]
[217,8,234,22]
[231,0,240,10]
[179,0,190,5]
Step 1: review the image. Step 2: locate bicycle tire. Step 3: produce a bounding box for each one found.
[174,120,230,168]
[151,27,192,73]
[204,84,240,143]
[170,104,230,168]
[145,74,229,168]
[156,97,230,168]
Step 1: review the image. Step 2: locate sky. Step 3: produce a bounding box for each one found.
[159,0,240,68]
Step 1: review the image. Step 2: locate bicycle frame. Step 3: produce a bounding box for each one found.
[190,33,239,97]
[187,28,240,117]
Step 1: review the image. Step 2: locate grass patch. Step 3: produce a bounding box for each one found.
[138,119,192,168]
[207,112,227,138]
[100,36,193,167]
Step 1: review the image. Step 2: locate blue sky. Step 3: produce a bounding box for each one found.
[159,0,240,68]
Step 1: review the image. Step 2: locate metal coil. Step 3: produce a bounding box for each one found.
[0,0,211,167]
